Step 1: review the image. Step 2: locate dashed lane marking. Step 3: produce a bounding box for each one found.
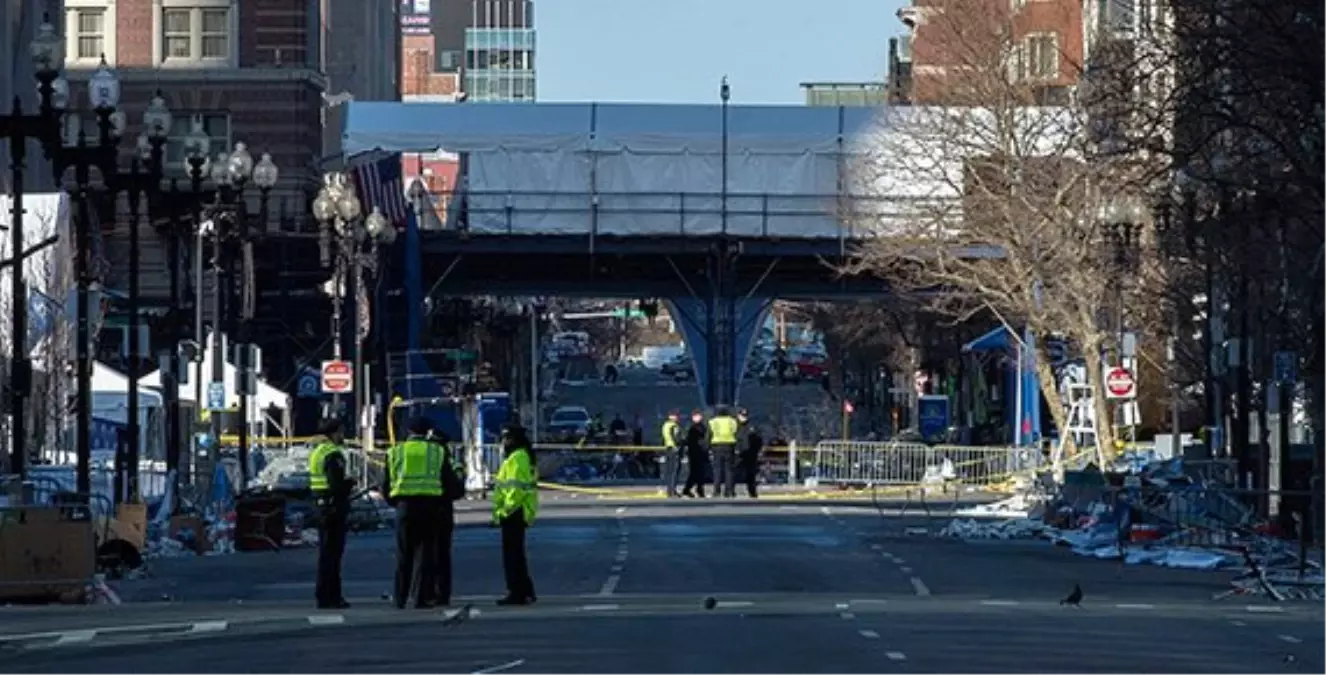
[870,544,883,551]
[885,651,907,661]
[610,564,624,573]
[1278,635,1303,644]
[840,612,856,620]
[1229,620,1247,627]
[893,557,907,565]
[581,604,620,611]
[1246,606,1284,613]
[189,621,229,634]
[835,602,850,610]
[899,566,913,574]
[307,614,345,626]
[858,629,880,639]
[598,575,621,596]
[979,600,1019,606]
[1114,603,1154,610]
[715,601,754,609]
[53,630,97,646]
[909,577,932,597]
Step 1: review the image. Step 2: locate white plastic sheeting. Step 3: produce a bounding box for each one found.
[342,102,856,237]
[342,102,1077,239]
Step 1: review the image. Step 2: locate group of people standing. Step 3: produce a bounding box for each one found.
[660,405,764,498]
[307,417,540,610]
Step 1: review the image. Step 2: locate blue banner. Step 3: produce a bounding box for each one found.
[664,297,771,407]
[917,395,950,443]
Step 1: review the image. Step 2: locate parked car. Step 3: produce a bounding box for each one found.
[660,355,694,381]
[546,405,593,442]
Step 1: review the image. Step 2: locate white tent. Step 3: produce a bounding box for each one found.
[89,361,163,461]
[137,331,291,438]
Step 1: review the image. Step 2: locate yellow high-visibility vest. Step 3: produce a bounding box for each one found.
[708,416,739,444]
[661,420,679,448]
[492,448,539,524]
[307,441,342,493]
[388,439,444,498]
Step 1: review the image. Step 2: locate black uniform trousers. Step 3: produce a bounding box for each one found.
[394,497,440,608]
[314,500,349,606]
[740,451,760,498]
[662,448,682,496]
[433,500,456,605]
[682,449,709,497]
[711,443,736,497]
[500,511,536,600]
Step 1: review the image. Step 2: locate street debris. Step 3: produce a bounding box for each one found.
[937,452,1324,602]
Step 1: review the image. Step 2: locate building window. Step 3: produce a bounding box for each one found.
[165,113,231,168]
[160,4,233,64]
[66,2,116,65]
[76,10,106,60]
[1018,34,1059,81]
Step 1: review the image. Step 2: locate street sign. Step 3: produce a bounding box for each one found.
[1104,367,1136,400]
[207,382,226,411]
[321,360,354,394]
[1274,351,1298,385]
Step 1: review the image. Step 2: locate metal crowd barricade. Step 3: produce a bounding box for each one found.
[807,441,1034,488]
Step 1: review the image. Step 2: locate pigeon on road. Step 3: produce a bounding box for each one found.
[442,603,475,627]
[1060,584,1083,607]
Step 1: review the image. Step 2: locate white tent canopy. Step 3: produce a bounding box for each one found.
[137,331,290,412]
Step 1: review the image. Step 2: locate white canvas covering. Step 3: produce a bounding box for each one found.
[344,102,882,238]
[137,331,290,412]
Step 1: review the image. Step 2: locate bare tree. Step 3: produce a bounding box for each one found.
[843,0,1179,459]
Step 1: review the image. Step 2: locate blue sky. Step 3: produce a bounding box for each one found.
[534,0,905,104]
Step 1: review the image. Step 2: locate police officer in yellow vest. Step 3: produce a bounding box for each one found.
[430,428,467,606]
[308,418,355,609]
[381,416,446,609]
[493,424,539,605]
[707,405,740,498]
[660,409,683,498]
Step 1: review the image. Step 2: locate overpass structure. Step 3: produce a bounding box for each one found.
[342,101,958,407]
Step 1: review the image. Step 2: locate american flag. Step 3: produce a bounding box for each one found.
[350,154,410,224]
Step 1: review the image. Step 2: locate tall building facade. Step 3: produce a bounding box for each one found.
[428,0,535,102]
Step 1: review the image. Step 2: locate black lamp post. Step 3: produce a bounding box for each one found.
[314,171,393,429]
[0,17,64,482]
[196,143,278,489]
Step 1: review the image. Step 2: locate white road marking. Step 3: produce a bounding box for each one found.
[715,601,754,608]
[581,604,620,611]
[834,602,850,609]
[820,506,832,515]
[840,612,856,620]
[610,564,624,573]
[307,614,345,626]
[615,507,627,514]
[858,629,880,639]
[1114,603,1154,610]
[598,575,621,596]
[870,544,883,551]
[885,651,907,661]
[1246,605,1284,613]
[899,566,913,574]
[909,577,931,597]
[54,630,97,645]
[614,553,628,563]
[472,658,527,674]
[979,600,1019,606]
[1229,620,1247,627]
[892,557,906,565]
[189,621,229,634]
[1278,635,1302,644]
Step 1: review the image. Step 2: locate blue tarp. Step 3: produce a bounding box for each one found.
[965,325,1043,446]
[665,297,771,407]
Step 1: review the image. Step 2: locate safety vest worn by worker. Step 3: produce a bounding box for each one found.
[493,448,539,525]
[388,439,445,498]
[661,420,680,449]
[708,415,739,445]
[307,440,343,493]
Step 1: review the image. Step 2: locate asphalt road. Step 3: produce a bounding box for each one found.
[3,501,1322,673]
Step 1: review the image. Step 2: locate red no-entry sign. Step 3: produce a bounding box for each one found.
[1104,367,1136,400]
[321,360,353,393]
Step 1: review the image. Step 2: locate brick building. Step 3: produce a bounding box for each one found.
[400,2,463,227]
[897,0,1082,105]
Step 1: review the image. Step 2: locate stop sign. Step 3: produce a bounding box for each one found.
[321,360,354,393]
[1104,367,1135,399]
